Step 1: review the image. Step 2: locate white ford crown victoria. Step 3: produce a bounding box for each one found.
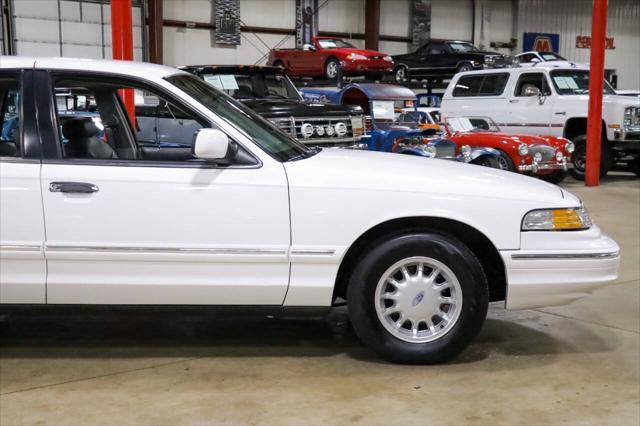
[0,57,620,364]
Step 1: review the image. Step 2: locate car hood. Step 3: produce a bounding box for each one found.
[452,131,561,147]
[241,99,361,118]
[284,148,574,205]
[336,48,388,57]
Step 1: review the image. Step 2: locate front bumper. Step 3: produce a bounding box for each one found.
[518,160,568,174]
[341,59,394,74]
[502,226,620,310]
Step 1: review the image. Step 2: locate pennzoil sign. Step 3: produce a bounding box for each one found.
[576,35,616,49]
[523,32,559,53]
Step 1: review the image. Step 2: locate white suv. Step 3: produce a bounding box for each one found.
[441,64,640,179]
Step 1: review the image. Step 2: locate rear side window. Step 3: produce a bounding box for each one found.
[0,77,21,158]
[452,73,509,97]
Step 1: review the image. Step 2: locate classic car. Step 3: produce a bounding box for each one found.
[391,39,513,83]
[267,36,394,80]
[515,51,587,68]
[442,116,573,183]
[1,57,620,365]
[441,65,640,179]
[301,83,500,167]
[180,65,365,147]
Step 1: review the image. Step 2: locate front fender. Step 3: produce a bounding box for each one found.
[459,147,500,163]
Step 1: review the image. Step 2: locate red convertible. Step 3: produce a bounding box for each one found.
[443,116,574,183]
[267,36,394,80]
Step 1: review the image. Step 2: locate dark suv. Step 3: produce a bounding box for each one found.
[180,65,365,147]
[391,39,512,83]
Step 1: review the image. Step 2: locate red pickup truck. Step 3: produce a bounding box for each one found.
[267,36,394,80]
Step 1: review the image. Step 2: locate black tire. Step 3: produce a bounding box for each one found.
[569,135,613,180]
[394,65,409,82]
[540,170,568,184]
[456,62,473,73]
[629,158,640,177]
[494,149,516,172]
[470,155,501,169]
[325,58,341,80]
[347,232,489,364]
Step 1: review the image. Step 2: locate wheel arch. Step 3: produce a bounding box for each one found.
[564,117,608,141]
[333,216,507,304]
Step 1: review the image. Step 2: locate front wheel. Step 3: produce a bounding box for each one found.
[456,63,473,73]
[569,135,612,180]
[470,155,501,169]
[347,232,489,364]
[325,58,341,80]
[494,150,516,172]
[394,65,409,82]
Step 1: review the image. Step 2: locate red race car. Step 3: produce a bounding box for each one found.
[443,116,574,183]
[267,36,394,80]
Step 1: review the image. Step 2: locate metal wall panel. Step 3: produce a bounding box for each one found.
[12,0,144,60]
[518,0,640,89]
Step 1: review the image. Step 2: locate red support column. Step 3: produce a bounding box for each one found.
[585,0,608,186]
[110,0,135,122]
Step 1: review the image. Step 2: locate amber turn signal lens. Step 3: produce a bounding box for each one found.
[522,207,592,231]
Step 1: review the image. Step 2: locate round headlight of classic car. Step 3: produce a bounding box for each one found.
[556,151,564,161]
[460,144,472,158]
[522,207,592,231]
[518,143,528,156]
[315,125,325,136]
[335,122,348,137]
[424,145,436,156]
[533,152,543,163]
[565,141,575,153]
[383,55,393,62]
[301,123,314,138]
[325,125,335,136]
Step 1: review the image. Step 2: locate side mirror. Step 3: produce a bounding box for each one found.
[523,85,541,97]
[530,57,541,63]
[303,44,316,51]
[193,129,230,161]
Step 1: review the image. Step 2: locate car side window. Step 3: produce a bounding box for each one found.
[514,73,552,97]
[428,43,447,55]
[0,77,22,158]
[519,54,535,63]
[452,73,509,97]
[52,76,211,163]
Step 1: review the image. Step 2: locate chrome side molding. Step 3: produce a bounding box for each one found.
[511,251,620,260]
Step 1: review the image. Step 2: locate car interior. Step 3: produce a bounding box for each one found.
[516,73,551,96]
[0,78,21,157]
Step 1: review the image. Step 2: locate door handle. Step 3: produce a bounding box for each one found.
[554,111,567,115]
[49,182,99,194]
[509,99,519,103]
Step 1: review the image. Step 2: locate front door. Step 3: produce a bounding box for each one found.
[38,71,291,305]
[504,72,554,135]
[0,70,47,303]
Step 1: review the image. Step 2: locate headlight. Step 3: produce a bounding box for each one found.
[565,141,575,153]
[383,56,393,62]
[347,53,368,61]
[461,144,472,158]
[315,125,325,136]
[325,125,335,136]
[335,122,348,137]
[485,55,496,65]
[424,145,436,155]
[522,207,592,231]
[518,143,528,156]
[350,116,364,136]
[301,123,314,138]
[533,152,543,163]
[556,151,564,161]
[624,107,640,129]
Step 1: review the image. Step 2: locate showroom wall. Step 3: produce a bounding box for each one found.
[5,0,144,59]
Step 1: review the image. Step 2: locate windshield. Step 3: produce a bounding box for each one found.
[550,70,616,95]
[448,42,479,52]
[318,39,355,49]
[447,117,500,133]
[540,52,566,61]
[372,100,420,129]
[166,74,310,162]
[200,71,301,101]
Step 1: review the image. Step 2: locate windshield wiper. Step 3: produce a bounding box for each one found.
[287,146,322,162]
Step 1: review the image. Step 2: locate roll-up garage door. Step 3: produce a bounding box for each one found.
[11,0,144,60]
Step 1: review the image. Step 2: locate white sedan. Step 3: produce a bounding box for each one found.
[0,57,620,364]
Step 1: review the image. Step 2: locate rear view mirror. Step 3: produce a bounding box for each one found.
[303,44,316,51]
[523,85,541,97]
[193,129,230,161]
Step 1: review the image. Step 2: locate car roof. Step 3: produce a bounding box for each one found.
[179,64,284,74]
[0,56,186,81]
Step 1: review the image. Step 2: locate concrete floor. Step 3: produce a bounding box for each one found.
[1,174,639,426]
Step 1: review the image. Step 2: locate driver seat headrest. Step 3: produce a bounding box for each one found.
[62,117,101,140]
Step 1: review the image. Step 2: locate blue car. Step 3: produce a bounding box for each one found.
[301,83,500,167]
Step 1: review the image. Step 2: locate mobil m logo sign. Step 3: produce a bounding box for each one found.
[523,32,560,53]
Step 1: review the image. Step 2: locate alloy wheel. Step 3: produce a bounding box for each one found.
[374,256,463,343]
